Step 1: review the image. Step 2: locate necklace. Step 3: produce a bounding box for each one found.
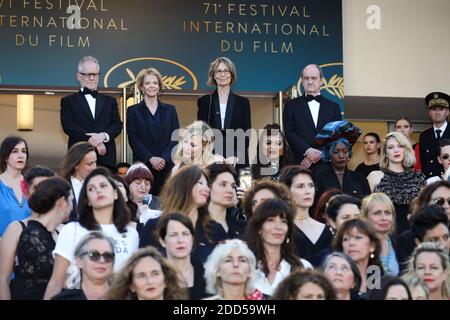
[294,215,309,223]
[380,237,393,274]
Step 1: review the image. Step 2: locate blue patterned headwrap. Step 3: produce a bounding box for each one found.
[314,120,361,163]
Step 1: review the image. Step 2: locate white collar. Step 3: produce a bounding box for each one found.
[434,121,448,133]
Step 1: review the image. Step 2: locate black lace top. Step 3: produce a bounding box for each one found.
[375,168,426,204]
[11,220,55,300]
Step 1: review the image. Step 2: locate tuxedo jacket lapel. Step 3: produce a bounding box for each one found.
[94,94,105,120]
[75,92,94,120]
[301,99,316,131]
[317,101,327,130]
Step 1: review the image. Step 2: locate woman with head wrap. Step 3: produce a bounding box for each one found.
[313,121,371,200]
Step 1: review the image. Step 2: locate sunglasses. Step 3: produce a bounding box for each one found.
[80,250,115,263]
[432,197,450,206]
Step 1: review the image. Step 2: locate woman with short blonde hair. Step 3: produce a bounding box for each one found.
[361,193,399,275]
[368,132,426,234]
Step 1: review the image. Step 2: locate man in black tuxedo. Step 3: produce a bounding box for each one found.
[283,64,342,167]
[419,92,450,178]
[60,56,122,172]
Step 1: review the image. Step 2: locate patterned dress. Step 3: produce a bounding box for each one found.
[375,168,426,234]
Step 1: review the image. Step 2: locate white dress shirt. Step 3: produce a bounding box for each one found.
[307,99,320,128]
[70,176,83,204]
[80,88,110,142]
[434,121,448,139]
[219,102,227,129]
[253,258,313,296]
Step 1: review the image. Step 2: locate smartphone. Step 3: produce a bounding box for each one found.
[238,167,252,191]
[143,194,151,206]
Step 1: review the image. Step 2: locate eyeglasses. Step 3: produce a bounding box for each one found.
[215,69,230,75]
[440,154,450,160]
[80,250,114,263]
[432,197,450,206]
[79,72,100,78]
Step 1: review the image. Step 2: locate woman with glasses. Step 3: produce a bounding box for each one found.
[396,180,450,270]
[124,163,161,225]
[107,246,187,300]
[127,67,180,196]
[368,132,426,235]
[279,166,333,266]
[6,177,72,300]
[52,231,115,300]
[44,167,139,300]
[427,139,450,184]
[197,57,251,167]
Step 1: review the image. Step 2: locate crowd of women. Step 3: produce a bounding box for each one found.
[0,57,449,301]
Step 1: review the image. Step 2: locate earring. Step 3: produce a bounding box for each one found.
[370,252,375,259]
[286,238,290,244]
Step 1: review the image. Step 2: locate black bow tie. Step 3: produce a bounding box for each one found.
[82,87,98,98]
[305,94,321,102]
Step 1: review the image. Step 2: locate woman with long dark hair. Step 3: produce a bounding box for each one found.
[44,167,138,299]
[244,198,311,297]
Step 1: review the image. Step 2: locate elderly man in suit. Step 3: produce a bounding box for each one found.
[419,92,450,178]
[60,56,122,172]
[283,64,342,168]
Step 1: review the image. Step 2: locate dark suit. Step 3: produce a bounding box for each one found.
[419,124,450,177]
[127,100,180,195]
[197,90,251,166]
[314,164,371,200]
[60,91,122,169]
[283,95,342,163]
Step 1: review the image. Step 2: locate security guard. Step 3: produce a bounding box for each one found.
[419,91,450,177]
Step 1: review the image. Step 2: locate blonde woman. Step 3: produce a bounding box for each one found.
[171,121,224,175]
[127,67,180,195]
[361,193,399,276]
[368,132,426,234]
[405,242,449,300]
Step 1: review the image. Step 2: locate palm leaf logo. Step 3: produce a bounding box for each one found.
[162,75,186,90]
[321,74,344,99]
[118,68,137,88]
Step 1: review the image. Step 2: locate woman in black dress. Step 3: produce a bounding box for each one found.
[279,166,333,266]
[355,132,381,178]
[11,177,73,299]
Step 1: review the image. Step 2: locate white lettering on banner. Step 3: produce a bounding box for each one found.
[366,4,381,30]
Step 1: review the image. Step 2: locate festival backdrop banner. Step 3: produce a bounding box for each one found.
[0,0,343,108]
